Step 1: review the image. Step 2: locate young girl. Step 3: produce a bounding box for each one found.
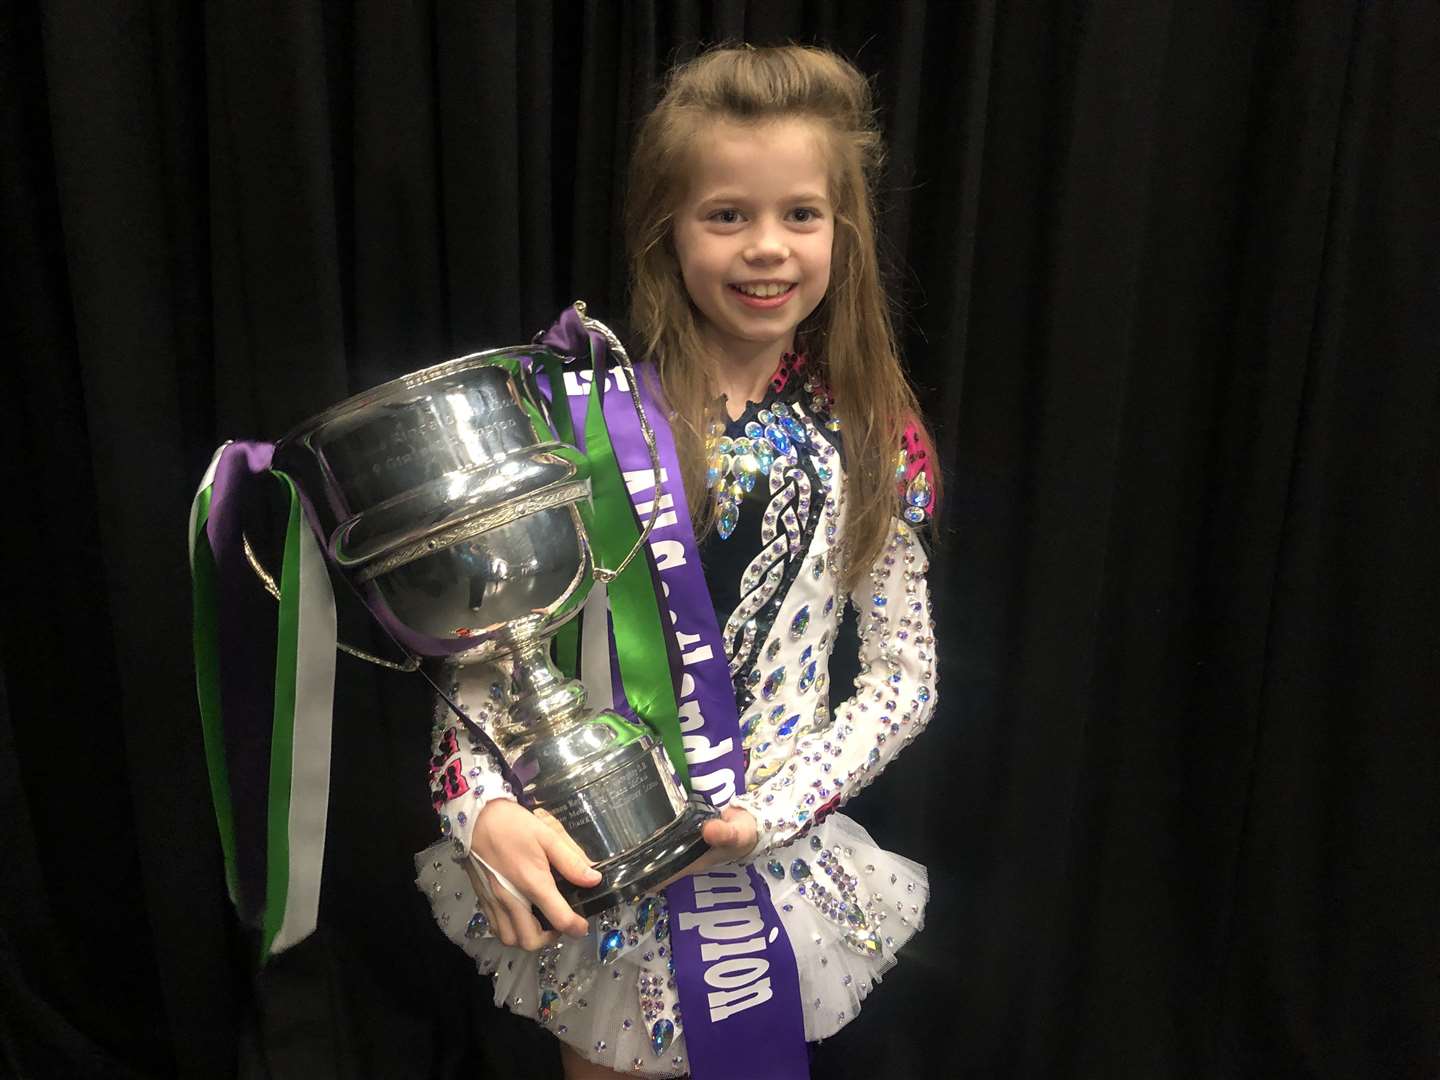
[416,45,939,1078]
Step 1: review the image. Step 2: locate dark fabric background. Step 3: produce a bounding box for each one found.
[3,2,1437,1077]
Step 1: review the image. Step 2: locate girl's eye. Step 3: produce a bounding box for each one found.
[710,208,743,225]
[790,207,822,224]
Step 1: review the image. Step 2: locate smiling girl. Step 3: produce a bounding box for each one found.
[418,45,940,1078]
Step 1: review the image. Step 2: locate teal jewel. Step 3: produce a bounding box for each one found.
[740,712,761,740]
[651,1018,675,1056]
[716,436,734,455]
[599,929,624,964]
[744,420,764,439]
[798,661,818,693]
[439,815,451,837]
[718,498,738,539]
[818,464,833,483]
[765,638,781,662]
[538,988,559,1023]
[746,667,763,689]
[767,858,785,879]
[810,834,823,850]
[736,466,758,494]
[789,606,810,640]
[790,858,811,881]
[868,747,881,766]
[918,687,931,703]
[757,409,774,424]
[765,423,792,455]
[811,557,825,579]
[655,916,669,942]
[762,667,786,700]
[777,715,800,740]
[636,897,661,936]
[756,444,775,472]
[465,911,489,939]
[779,414,807,445]
[768,704,787,723]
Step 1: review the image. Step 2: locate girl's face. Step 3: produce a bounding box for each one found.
[672,118,835,366]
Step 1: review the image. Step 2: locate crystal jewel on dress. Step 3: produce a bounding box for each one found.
[636,897,661,936]
[651,1018,675,1056]
[762,666,785,700]
[599,929,624,964]
[790,606,810,639]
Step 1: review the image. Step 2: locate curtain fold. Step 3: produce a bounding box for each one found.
[3,1,1435,1077]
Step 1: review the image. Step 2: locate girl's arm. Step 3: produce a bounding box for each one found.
[731,515,938,857]
[426,687,516,861]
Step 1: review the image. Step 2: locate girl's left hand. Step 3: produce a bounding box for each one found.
[658,805,759,889]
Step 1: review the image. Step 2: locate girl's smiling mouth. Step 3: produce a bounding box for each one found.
[728,282,797,307]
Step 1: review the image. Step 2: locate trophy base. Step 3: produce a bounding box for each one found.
[556,797,718,918]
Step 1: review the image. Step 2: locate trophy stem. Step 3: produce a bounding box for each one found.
[492,640,589,747]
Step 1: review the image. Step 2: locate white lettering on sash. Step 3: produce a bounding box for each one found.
[677,883,778,1023]
[564,367,630,397]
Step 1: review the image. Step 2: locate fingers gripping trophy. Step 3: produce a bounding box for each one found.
[263,306,715,922]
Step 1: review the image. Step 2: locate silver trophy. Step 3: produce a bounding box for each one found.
[270,311,714,915]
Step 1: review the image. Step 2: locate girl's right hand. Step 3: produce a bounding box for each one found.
[464,799,601,950]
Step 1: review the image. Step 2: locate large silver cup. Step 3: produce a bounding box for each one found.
[273,341,713,916]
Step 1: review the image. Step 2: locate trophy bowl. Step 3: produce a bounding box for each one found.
[273,347,714,915]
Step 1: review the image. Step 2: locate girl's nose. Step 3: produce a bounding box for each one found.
[744,224,790,263]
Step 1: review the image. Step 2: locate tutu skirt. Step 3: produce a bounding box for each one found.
[416,812,927,1077]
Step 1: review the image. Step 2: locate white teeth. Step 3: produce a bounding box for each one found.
[735,282,792,298]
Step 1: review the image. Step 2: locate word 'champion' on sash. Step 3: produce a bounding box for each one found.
[676,868,780,1021]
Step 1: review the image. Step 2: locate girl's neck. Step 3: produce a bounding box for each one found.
[710,337,792,420]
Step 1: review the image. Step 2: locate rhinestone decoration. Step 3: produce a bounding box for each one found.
[767,858,785,879]
[636,897,661,936]
[538,988,559,1023]
[464,911,489,939]
[790,858,810,881]
[790,606,810,640]
[797,661,818,693]
[776,714,801,740]
[599,929,624,964]
[761,667,786,700]
[651,1018,675,1056]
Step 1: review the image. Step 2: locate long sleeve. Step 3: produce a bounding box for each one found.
[731,517,937,857]
[426,661,517,862]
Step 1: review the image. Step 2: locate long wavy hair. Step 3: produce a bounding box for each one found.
[624,44,937,590]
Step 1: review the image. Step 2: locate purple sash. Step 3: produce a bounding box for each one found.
[540,308,809,1079]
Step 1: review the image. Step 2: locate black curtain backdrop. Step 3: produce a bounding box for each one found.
[3,2,1437,1077]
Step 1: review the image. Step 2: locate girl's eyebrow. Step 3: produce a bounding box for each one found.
[696,190,830,207]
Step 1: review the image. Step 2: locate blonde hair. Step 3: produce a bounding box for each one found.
[624,44,937,590]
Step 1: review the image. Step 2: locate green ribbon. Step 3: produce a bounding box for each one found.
[574,341,688,786]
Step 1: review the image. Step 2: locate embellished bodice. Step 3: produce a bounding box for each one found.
[426,351,937,857]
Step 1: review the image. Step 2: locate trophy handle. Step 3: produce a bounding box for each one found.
[570,301,669,585]
[241,532,420,673]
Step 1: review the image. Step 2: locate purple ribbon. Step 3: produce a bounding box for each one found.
[205,440,279,924]
[540,308,809,1079]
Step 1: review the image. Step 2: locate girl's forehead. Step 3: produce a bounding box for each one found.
[683,118,832,201]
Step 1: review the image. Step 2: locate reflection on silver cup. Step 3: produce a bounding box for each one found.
[274,347,713,915]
